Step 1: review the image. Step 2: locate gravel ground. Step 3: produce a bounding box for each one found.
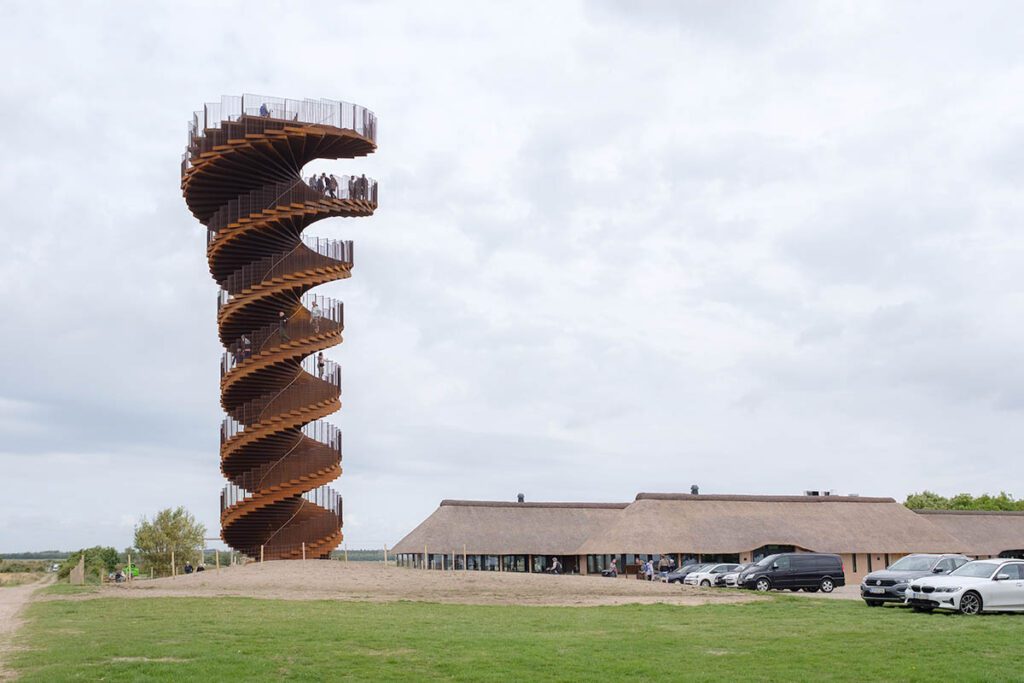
[0,576,53,680]
[60,561,768,608]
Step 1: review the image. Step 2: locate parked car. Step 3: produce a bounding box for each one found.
[662,563,712,584]
[860,554,970,606]
[738,553,846,593]
[905,559,1024,614]
[684,563,741,587]
[721,563,755,587]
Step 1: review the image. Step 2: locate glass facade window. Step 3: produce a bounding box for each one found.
[502,555,527,572]
[751,545,795,562]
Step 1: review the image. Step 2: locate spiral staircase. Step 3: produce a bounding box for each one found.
[181,95,377,560]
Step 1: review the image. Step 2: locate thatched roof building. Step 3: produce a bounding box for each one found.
[391,499,628,556]
[391,492,1009,580]
[575,493,962,556]
[913,510,1024,557]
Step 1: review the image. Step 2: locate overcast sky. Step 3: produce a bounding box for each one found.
[1,1,1022,553]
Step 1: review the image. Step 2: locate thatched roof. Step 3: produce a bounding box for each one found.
[914,510,1024,556]
[575,494,964,555]
[391,500,629,555]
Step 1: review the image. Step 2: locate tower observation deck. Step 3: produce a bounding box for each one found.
[181,94,378,559]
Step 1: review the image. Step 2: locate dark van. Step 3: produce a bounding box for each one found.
[737,553,845,593]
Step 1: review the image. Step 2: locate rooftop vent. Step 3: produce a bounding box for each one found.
[517,493,525,503]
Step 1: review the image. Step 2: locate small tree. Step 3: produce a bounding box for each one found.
[134,507,206,576]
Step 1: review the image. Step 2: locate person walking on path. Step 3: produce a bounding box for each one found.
[310,301,322,333]
[278,311,290,342]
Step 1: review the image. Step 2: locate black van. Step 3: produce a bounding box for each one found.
[737,553,845,593]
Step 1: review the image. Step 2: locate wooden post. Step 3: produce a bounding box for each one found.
[171,550,175,578]
[215,550,220,571]
[463,544,467,571]
[260,545,265,564]
[383,544,388,565]
[302,542,306,561]
[127,552,132,582]
[424,545,428,570]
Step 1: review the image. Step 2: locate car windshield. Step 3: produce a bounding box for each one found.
[887,556,937,572]
[950,562,998,579]
[755,555,780,567]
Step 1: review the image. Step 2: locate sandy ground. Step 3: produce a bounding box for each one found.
[58,561,766,608]
[0,576,53,681]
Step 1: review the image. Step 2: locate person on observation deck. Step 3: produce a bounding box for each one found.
[327,174,339,199]
[310,301,322,333]
[259,103,270,117]
[278,311,290,341]
[317,351,325,379]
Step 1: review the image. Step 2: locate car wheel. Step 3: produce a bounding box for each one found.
[820,578,835,593]
[958,591,983,615]
[754,578,771,592]
[788,588,800,592]
[700,579,711,587]
[865,600,882,607]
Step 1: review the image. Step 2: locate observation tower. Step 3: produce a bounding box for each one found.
[181,95,377,559]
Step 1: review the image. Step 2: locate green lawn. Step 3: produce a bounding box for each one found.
[10,596,1024,681]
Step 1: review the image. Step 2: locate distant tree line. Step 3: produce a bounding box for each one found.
[329,549,388,561]
[905,491,1024,511]
[0,551,70,560]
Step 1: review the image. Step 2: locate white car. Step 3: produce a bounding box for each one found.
[905,559,1024,614]
[721,563,755,587]
[684,563,740,587]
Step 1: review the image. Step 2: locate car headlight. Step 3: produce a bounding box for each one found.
[933,586,961,593]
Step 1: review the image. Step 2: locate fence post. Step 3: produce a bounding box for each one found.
[302,542,306,562]
[383,544,388,566]
[171,550,175,578]
[260,545,265,564]
[127,552,132,582]
[463,544,467,572]
[216,550,220,571]
[424,545,428,570]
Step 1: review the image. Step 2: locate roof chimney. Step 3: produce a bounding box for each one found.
[690,485,699,495]
[517,493,525,503]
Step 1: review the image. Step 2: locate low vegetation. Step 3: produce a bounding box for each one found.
[10,596,1024,681]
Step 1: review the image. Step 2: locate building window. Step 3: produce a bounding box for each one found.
[751,545,795,562]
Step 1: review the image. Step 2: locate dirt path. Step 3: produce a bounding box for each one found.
[51,562,764,608]
[0,576,54,681]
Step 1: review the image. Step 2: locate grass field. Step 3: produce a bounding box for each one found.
[10,595,1024,681]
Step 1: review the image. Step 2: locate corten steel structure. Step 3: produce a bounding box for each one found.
[181,95,378,560]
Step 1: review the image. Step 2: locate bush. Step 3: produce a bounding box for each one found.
[58,547,119,582]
